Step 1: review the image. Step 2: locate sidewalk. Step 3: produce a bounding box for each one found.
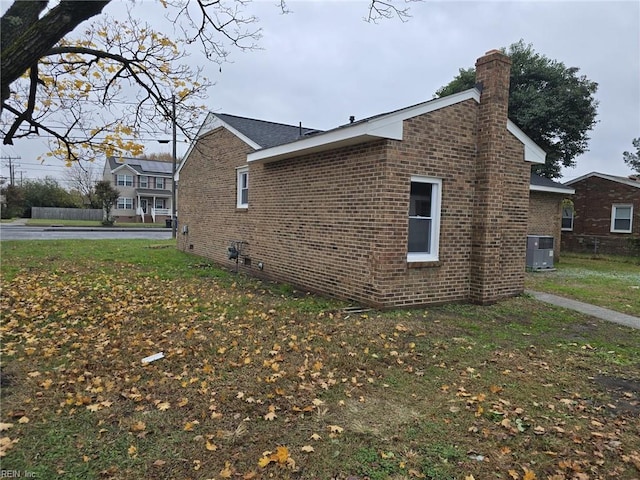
[526,290,640,330]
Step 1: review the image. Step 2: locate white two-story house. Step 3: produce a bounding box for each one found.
[103,156,175,223]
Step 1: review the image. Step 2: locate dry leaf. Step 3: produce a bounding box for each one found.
[219,461,233,478]
[205,440,218,451]
[301,445,314,453]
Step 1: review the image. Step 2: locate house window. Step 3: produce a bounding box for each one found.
[156,177,165,189]
[561,206,574,231]
[116,174,133,186]
[407,176,441,262]
[237,167,249,208]
[139,176,148,188]
[117,197,133,210]
[610,204,633,233]
[155,198,165,209]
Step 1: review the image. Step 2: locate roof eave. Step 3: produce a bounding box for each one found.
[507,121,546,164]
[248,89,480,164]
[530,185,575,194]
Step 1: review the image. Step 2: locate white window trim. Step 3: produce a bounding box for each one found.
[139,175,149,188]
[116,174,133,186]
[156,177,165,189]
[610,204,633,233]
[561,207,574,231]
[117,197,133,210]
[236,166,249,209]
[407,176,441,263]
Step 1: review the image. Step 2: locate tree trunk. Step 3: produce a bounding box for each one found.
[1,0,112,103]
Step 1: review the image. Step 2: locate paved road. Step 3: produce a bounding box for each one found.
[0,225,173,241]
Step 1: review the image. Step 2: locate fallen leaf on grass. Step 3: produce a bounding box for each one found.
[301,445,314,453]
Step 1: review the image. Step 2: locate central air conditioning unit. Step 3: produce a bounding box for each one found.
[526,235,555,270]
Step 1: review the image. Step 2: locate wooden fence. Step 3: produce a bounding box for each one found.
[31,207,103,221]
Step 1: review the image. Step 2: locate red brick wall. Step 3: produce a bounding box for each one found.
[178,51,533,307]
[528,191,565,260]
[561,176,640,255]
[470,50,529,304]
[177,128,256,261]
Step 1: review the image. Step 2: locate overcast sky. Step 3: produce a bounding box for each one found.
[1,0,639,184]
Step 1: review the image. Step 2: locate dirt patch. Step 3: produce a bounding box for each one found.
[594,374,640,415]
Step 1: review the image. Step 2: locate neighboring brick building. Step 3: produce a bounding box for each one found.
[562,172,640,256]
[528,174,575,262]
[177,50,548,308]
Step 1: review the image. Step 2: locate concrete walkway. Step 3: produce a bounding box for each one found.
[526,290,640,330]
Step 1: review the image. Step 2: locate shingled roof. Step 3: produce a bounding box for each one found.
[214,113,322,149]
[530,173,575,194]
[108,156,174,175]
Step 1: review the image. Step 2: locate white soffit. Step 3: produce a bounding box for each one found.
[248,89,481,164]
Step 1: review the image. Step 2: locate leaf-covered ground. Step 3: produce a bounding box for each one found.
[1,240,639,479]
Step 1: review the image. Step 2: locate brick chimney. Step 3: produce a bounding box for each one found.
[470,49,527,304]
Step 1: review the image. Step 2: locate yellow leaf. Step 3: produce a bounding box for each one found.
[258,456,272,468]
[264,411,277,421]
[508,469,519,479]
[328,425,344,434]
[523,469,537,480]
[128,445,137,457]
[18,416,29,424]
[205,440,218,451]
[184,422,195,431]
[465,476,475,480]
[157,402,170,411]
[130,421,146,432]
[220,461,233,478]
[275,446,289,464]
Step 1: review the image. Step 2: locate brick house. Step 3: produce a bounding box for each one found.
[561,172,640,256]
[528,173,575,262]
[103,156,174,223]
[176,50,549,308]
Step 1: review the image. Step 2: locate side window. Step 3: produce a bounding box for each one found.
[237,167,249,209]
[156,177,165,189]
[561,206,574,231]
[407,176,441,262]
[139,176,148,188]
[610,204,633,233]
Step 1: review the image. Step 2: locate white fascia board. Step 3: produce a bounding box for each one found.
[248,89,480,164]
[177,113,260,178]
[530,185,575,194]
[507,121,546,164]
[564,172,640,189]
[111,164,138,175]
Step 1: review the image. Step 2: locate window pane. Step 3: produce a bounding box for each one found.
[408,218,431,253]
[241,189,248,205]
[410,182,432,217]
[615,206,631,220]
[614,219,631,231]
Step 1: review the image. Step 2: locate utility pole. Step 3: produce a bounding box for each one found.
[0,155,21,184]
[171,94,177,239]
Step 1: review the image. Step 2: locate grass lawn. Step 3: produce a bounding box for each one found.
[525,253,640,317]
[1,241,639,480]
